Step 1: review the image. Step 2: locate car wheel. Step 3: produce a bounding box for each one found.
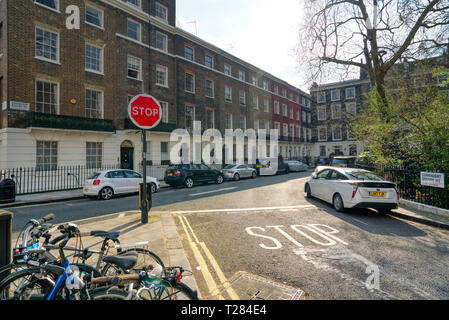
[184,177,194,189]
[216,175,224,184]
[150,183,157,194]
[305,184,312,198]
[333,193,345,212]
[285,168,290,174]
[99,187,114,200]
[252,171,257,179]
[234,173,240,181]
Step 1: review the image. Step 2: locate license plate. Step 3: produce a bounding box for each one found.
[168,173,173,176]
[369,192,386,197]
[84,188,89,192]
[334,165,341,167]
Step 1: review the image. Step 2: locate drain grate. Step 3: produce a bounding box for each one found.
[216,272,306,300]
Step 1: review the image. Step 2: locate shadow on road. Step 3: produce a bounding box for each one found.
[304,196,427,238]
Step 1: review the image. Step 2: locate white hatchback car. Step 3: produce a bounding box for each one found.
[304,167,399,213]
[83,169,160,200]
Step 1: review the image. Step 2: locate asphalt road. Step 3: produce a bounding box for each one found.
[7,171,449,299]
[8,171,309,232]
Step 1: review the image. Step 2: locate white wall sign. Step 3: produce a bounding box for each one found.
[1,101,6,111]
[421,172,445,189]
[10,101,30,111]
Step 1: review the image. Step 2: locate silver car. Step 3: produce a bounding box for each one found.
[222,164,257,181]
[286,160,308,172]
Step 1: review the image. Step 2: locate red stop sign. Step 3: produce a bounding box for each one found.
[128,94,162,129]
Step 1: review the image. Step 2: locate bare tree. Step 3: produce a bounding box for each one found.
[297,0,449,114]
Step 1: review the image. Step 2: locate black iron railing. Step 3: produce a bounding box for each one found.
[355,164,449,210]
[27,112,115,133]
[124,119,177,132]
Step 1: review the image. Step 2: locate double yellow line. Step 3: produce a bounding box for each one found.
[178,215,239,300]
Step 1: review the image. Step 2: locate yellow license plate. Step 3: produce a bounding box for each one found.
[168,173,173,176]
[334,165,341,167]
[257,165,263,168]
[369,192,386,197]
[84,189,89,192]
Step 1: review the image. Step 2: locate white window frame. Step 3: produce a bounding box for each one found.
[274,101,280,115]
[205,54,214,69]
[127,18,141,42]
[346,102,357,115]
[253,95,259,110]
[331,104,341,120]
[263,81,268,90]
[224,63,232,76]
[184,45,194,61]
[127,55,142,80]
[86,142,103,169]
[274,85,279,94]
[331,89,341,102]
[240,116,247,131]
[254,119,260,131]
[185,72,195,94]
[85,43,104,74]
[34,0,60,12]
[238,70,245,81]
[160,101,169,123]
[225,113,233,130]
[239,90,246,106]
[155,2,168,22]
[282,104,288,117]
[35,78,59,114]
[155,32,168,52]
[85,88,104,119]
[317,106,327,121]
[283,123,289,137]
[274,122,281,135]
[85,3,104,29]
[35,26,59,64]
[296,110,300,121]
[205,79,215,98]
[36,141,58,171]
[126,0,141,8]
[345,87,356,100]
[290,108,294,120]
[224,86,232,102]
[185,105,195,132]
[252,76,258,86]
[332,126,343,141]
[206,109,215,129]
[263,99,269,113]
[318,126,327,142]
[156,65,168,87]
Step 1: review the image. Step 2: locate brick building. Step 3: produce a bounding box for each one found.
[0,0,313,171]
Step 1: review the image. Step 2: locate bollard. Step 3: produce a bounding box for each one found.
[0,210,13,282]
[139,183,152,219]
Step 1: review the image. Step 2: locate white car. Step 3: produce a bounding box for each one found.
[83,169,160,200]
[304,167,399,213]
[285,160,308,172]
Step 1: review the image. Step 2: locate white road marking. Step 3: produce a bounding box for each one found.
[171,205,316,215]
[189,187,237,197]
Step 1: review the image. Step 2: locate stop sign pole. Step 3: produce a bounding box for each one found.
[128,94,162,224]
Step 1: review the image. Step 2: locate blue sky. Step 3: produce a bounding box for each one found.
[176,0,308,91]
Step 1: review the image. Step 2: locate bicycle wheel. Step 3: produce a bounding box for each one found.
[101,248,165,276]
[0,267,56,300]
[138,281,199,301]
[88,287,129,300]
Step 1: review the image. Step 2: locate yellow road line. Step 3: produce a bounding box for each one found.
[178,216,224,299]
[181,215,240,300]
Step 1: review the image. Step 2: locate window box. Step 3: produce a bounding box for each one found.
[27,112,115,132]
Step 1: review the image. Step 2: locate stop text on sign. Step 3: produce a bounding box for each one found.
[128,94,162,130]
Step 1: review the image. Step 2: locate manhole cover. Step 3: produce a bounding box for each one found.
[214,272,306,300]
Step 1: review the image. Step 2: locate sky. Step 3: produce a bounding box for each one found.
[176,0,309,92]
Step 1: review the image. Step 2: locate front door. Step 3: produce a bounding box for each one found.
[121,147,134,170]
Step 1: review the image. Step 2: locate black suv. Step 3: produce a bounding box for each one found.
[164,164,225,188]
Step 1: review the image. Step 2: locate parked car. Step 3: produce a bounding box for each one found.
[256,156,290,176]
[304,167,399,213]
[164,164,224,188]
[285,160,308,172]
[222,164,257,181]
[83,169,160,200]
[315,157,330,167]
[330,156,357,168]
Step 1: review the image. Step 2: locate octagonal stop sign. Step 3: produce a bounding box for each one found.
[128,94,162,130]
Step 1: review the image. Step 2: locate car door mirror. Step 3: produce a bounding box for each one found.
[312,174,318,179]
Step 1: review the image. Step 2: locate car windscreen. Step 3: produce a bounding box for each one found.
[333,158,355,165]
[347,171,383,181]
[88,172,100,180]
[223,165,235,169]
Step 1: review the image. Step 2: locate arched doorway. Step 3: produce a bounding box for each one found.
[120,140,134,170]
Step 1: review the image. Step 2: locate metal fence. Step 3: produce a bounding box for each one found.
[0,165,121,195]
[356,164,449,210]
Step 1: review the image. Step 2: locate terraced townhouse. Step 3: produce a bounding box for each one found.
[0,0,314,172]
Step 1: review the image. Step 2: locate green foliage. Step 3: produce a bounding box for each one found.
[353,68,449,171]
